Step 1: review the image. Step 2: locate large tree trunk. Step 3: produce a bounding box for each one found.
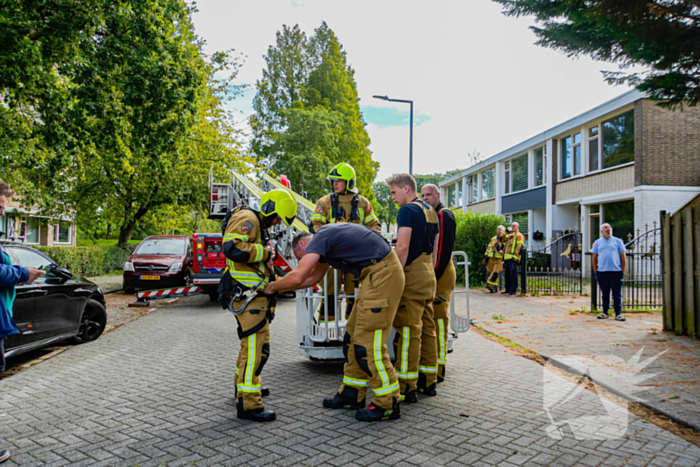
[118,224,134,247]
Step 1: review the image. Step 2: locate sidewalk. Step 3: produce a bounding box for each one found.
[461,289,700,431]
[86,272,123,293]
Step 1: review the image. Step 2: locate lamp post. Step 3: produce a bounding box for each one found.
[373,95,414,175]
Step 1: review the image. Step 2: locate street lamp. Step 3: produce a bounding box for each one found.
[373,94,414,175]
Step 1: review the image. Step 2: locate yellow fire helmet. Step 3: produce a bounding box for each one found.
[260,188,298,228]
[327,162,356,191]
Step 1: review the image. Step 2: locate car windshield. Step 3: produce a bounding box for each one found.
[135,238,186,256]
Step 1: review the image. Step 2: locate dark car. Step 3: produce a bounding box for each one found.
[2,241,107,359]
[123,235,193,293]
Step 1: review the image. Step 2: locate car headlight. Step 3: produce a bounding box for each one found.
[124,262,134,272]
[169,262,183,272]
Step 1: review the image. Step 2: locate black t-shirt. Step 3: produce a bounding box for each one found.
[306,223,390,273]
[397,199,437,267]
[434,203,457,280]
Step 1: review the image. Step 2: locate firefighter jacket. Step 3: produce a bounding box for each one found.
[222,207,271,291]
[434,203,456,280]
[311,192,380,233]
[485,235,505,260]
[504,232,525,262]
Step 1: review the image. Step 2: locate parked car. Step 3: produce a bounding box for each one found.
[123,235,193,293]
[2,241,107,359]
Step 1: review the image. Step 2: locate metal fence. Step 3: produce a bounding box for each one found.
[589,226,662,311]
[487,231,584,295]
[525,232,583,295]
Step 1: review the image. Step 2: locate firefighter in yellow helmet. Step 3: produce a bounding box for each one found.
[311,163,380,322]
[222,189,297,422]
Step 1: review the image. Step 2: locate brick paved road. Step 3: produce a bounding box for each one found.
[1,295,699,466]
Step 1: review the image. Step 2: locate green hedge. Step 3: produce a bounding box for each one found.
[454,210,507,287]
[35,245,136,277]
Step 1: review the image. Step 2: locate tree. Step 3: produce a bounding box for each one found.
[6,1,249,246]
[272,106,342,202]
[372,182,398,231]
[493,0,700,108]
[251,22,379,205]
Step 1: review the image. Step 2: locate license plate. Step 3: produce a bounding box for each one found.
[140,275,160,280]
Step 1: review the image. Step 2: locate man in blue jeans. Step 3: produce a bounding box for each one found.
[592,223,627,322]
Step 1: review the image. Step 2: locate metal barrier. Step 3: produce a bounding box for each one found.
[449,251,470,333]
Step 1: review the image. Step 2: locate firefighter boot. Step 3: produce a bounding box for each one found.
[417,373,437,396]
[402,390,418,404]
[438,368,445,384]
[261,386,270,397]
[323,387,366,409]
[236,399,276,422]
[356,398,401,422]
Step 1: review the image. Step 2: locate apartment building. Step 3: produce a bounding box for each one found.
[439,90,700,273]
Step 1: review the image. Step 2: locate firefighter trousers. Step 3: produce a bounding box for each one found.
[487,258,503,288]
[319,268,356,322]
[338,251,403,409]
[393,254,437,395]
[434,260,456,380]
[233,295,272,411]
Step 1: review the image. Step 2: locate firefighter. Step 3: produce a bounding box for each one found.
[387,174,439,402]
[311,163,380,322]
[222,188,298,422]
[420,184,456,383]
[485,225,506,293]
[265,223,403,421]
[503,222,525,297]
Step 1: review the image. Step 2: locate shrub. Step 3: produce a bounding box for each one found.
[35,245,136,277]
[454,210,507,287]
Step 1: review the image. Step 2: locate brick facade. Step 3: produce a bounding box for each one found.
[635,99,700,187]
[466,198,496,214]
[556,165,635,202]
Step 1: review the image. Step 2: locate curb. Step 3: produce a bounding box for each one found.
[541,352,700,433]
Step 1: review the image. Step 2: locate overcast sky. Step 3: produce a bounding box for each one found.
[191,0,635,181]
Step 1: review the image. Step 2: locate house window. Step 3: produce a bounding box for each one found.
[511,153,528,193]
[589,204,601,248]
[560,136,572,179]
[588,125,599,172]
[602,110,634,169]
[504,161,511,194]
[573,133,582,176]
[603,199,634,244]
[447,184,456,208]
[481,168,494,199]
[534,147,545,186]
[467,175,478,204]
[504,212,529,244]
[455,181,463,207]
[55,221,71,244]
[21,217,40,244]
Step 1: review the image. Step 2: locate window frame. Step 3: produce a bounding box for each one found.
[510,153,529,194]
[560,136,572,180]
[481,167,495,200]
[588,125,600,173]
[54,221,72,245]
[20,217,41,245]
[504,161,511,195]
[534,146,545,187]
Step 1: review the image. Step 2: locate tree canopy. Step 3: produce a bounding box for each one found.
[251,22,378,203]
[2,0,249,246]
[493,0,700,108]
